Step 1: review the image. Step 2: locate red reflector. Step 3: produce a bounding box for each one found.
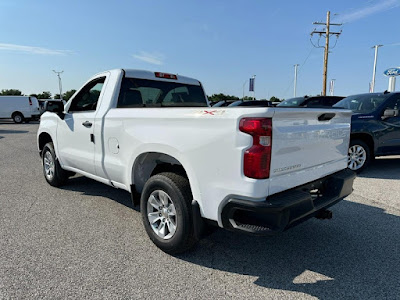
[155,72,177,80]
[29,98,32,105]
[239,118,272,179]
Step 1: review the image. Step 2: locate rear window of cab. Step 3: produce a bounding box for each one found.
[117,78,208,108]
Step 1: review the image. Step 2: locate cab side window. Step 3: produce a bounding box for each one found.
[69,77,105,112]
[324,97,339,107]
[387,97,400,111]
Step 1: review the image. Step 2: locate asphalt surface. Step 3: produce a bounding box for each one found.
[0,122,399,299]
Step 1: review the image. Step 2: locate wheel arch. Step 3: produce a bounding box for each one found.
[11,111,24,118]
[130,151,200,203]
[38,132,53,156]
[350,133,375,155]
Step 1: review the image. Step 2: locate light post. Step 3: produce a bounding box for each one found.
[53,70,64,99]
[330,79,336,96]
[371,45,383,93]
[293,64,299,97]
[242,80,247,100]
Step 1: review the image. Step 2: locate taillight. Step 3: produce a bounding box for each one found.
[155,72,177,80]
[29,98,32,106]
[239,118,272,179]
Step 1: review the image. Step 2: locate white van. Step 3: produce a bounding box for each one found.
[0,96,41,123]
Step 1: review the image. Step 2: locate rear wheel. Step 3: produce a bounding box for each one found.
[348,139,371,173]
[42,142,69,187]
[140,172,198,254]
[12,113,24,124]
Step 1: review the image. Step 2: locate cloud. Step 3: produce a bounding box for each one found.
[336,0,400,23]
[133,51,164,65]
[0,43,73,55]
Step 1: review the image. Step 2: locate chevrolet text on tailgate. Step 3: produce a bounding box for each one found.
[37,69,355,254]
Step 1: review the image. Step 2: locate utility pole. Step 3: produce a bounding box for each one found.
[53,70,64,100]
[371,45,383,93]
[293,64,299,97]
[311,11,342,96]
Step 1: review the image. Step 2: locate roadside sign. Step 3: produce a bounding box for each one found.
[384,67,400,77]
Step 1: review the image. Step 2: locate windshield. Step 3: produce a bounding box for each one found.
[333,93,391,113]
[118,77,208,108]
[277,97,305,106]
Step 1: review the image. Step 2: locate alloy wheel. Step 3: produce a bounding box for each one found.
[146,190,177,240]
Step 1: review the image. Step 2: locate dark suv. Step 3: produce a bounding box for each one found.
[333,91,400,172]
[278,95,344,107]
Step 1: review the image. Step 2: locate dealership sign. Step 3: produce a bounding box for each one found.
[384,67,400,77]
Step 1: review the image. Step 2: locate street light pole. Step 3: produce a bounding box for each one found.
[330,79,336,96]
[242,80,247,100]
[252,75,256,100]
[371,45,383,93]
[293,64,299,97]
[53,70,64,99]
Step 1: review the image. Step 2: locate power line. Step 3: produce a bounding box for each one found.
[282,47,315,98]
[310,11,342,96]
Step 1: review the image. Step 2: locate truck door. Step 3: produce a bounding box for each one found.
[56,77,106,175]
[378,96,400,154]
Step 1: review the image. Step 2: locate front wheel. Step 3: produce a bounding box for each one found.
[140,172,198,254]
[348,139,371,173]
[42,142,69,187]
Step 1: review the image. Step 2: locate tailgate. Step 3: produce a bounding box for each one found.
[269,108,352,195]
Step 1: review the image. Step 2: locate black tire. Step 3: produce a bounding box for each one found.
[42,142,69,187]
[348,139,371,173]
[140,172,198,254]
[12,112,24,124]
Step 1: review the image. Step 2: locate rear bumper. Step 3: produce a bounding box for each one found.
[221,169,356,235]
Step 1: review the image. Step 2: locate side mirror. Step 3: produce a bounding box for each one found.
[45,101,65,119]
[382,108,398,119]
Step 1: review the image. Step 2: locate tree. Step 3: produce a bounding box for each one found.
[269,96,283,102]
[63,89,76,101]
[37,91,52,99]
[0,89,23,96]
[243,96,254,100]
[208,93,239,102]
[54,89,77,100]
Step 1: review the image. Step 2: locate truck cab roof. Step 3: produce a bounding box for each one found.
[99,69,201,86]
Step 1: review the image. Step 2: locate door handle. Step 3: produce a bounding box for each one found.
[318,113,335,121]
[82,121,92,128]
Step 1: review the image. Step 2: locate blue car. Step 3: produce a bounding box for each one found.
[333,91,400,172]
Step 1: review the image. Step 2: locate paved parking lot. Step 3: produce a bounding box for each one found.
[0,122,399,299]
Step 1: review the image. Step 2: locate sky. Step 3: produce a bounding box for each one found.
[0,0,399,99]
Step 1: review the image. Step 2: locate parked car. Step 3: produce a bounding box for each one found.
[38,69,354,254]
[333,91,400,172]
[0,96,40,123]
[228,100,273,107]
[278,95,344,108]
[211,100,237,107]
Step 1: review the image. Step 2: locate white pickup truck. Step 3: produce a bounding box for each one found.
[37,69,355,254]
